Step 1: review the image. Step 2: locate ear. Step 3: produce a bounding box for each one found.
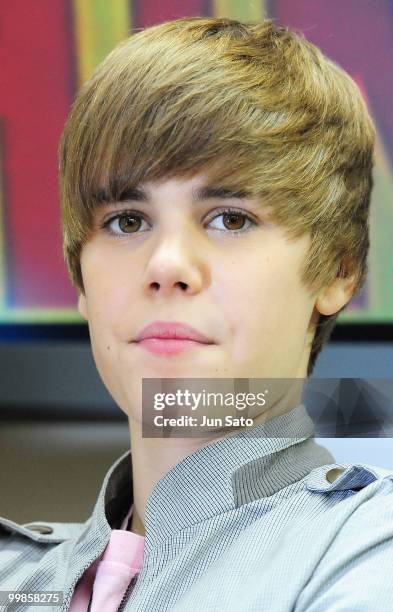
[315,263,358,316]
[77,293,88,321]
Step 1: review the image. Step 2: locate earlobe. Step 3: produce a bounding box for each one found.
[315,273,357,316]
[77,293,88,321]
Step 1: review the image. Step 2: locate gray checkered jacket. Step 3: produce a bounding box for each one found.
[1,404,393,611]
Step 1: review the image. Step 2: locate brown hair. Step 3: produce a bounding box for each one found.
[59,16,376,376]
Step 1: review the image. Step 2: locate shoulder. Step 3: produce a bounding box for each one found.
[295,463,393,611]
[0,514,87,590]
[305,460,393,530]
[328,463,393,538]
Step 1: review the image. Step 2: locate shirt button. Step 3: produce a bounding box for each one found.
[25,524,54,534]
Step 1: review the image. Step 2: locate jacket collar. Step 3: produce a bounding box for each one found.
[84,403,340,551]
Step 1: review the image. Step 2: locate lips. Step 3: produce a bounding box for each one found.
[133,321,214,344]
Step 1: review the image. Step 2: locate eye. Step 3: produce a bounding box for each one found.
[206,208,257,234]
[100,212,150,236]
[99,207,258,238]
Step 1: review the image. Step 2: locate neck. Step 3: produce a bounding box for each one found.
[130,504,146,536]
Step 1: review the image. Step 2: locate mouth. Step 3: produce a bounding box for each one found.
[132,320,215,355]
[133,337,213,356]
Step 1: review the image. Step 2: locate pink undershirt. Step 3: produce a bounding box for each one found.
[69,504,145,612]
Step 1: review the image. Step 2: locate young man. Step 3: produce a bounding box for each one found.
[1,16,392,612]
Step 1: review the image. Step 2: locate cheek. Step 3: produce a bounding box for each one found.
[220,254,286,323]
[83,248,137,332]
[85,290,129,409]
[221,253,311,348]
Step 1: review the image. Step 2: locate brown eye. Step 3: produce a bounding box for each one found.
[207,209,257,234]
[101,211,149,237]
[118,214,142,233]
[222,212,246,231]
[101,208,257,238]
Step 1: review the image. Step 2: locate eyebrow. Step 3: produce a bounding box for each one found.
[96,185,252,205]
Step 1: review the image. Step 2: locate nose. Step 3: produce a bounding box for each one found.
[142,227,209,297]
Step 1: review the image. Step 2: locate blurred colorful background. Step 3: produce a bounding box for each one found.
[1,0,392,324]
